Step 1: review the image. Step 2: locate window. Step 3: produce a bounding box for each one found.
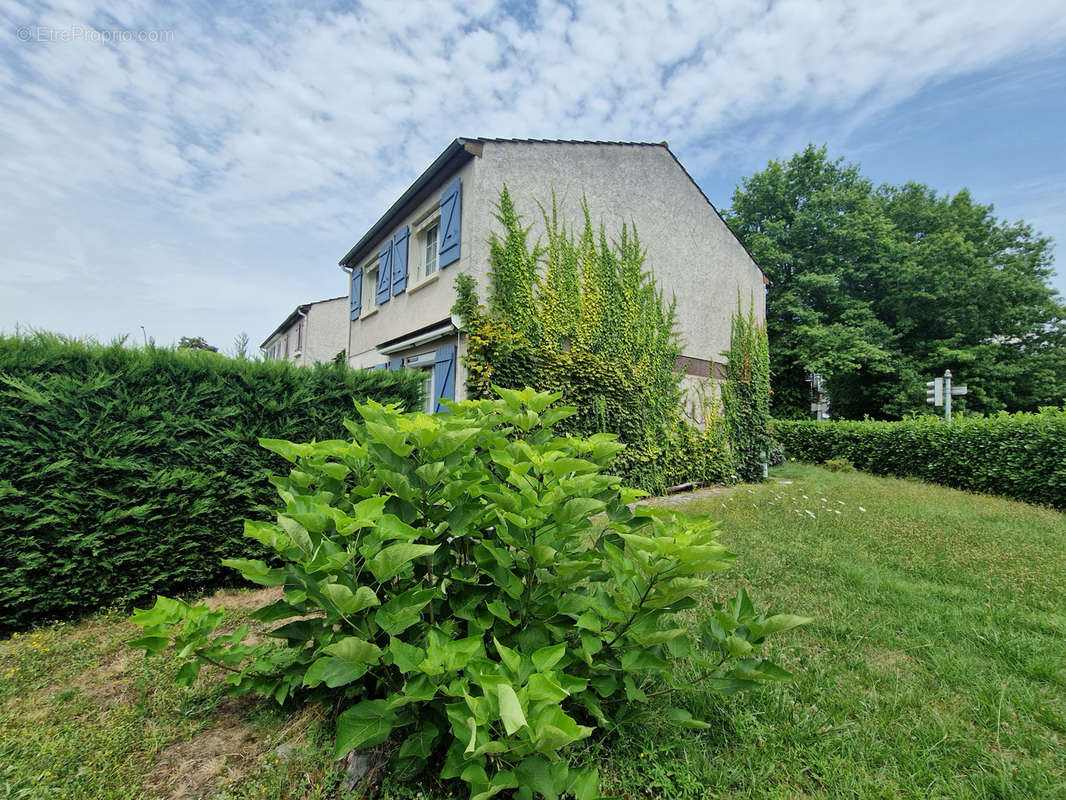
[420,368,434,414]
[422,223,439,279]
[296,320,303,352]
[364,263,378,311]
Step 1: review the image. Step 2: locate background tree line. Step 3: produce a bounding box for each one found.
[726,145,1066,419]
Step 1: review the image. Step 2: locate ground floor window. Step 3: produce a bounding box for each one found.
[420,367,434,414]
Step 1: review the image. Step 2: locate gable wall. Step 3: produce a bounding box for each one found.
[472,141,765,364]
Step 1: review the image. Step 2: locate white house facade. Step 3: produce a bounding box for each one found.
[261,295,348,366]
[339,138,767,413]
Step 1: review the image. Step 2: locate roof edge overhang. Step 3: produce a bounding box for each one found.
[339,138,481,270]
[261,295,346,349]
[376,317,459,355]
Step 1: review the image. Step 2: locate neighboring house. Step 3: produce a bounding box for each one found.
[339,138,767,414]
[261,296,348,366]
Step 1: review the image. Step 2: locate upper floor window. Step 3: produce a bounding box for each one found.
[364,262,379,312]
[422,223,439,279]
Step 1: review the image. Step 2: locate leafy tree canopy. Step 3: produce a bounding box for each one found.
[726,145,1066,419]
[177,335,219,352]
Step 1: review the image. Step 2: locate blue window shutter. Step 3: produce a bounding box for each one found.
[433,344,456,413]
[392,226,409,296]
[388,357,403,371]
[350,268,363,320]
[376,242,392,305]
[438,177,461,268]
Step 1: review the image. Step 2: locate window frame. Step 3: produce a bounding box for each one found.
[413,211,441,283]
[363,258,379,313]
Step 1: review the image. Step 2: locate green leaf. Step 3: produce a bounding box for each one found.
[526,672,568,703]
[730,587,755,622]
[336,496,388,534]
[724,634,754,657]
[321,584,379,616]
[365,421,413,457]
[322,636,382,665]
[175,661,201,685]
[532,705,592,753]
[303,656,366,688]
[220,558,286,587]
[375,588,437,635]
[567,768,600,800]
[375,514,421,542]
[623,675,647,702]
[366,543,438,582]
[487,600,516,625]
[497,683,527,735]
[493,637,522,675]
[554,497,605,526]
[387,637,426,673]
[665,707,711,729]
[397,722,440,760]
[748,614,814,639]
[440,636,484,671]
[514,756,561,800]
[334,700,396,758]
[531,642,566,672]
[258,437,304,463]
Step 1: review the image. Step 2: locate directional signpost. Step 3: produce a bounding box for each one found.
[925,369,967,421]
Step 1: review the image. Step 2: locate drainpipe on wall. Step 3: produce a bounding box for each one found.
[341,265,354,366]
[296,307,308,366]
[451,313,464,402]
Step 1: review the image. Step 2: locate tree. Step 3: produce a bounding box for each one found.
[726,145,1065,418]
[231,331,250,360]
[177,336,218,352]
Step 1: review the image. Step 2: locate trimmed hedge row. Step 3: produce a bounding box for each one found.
[0,334,422,631]
[774,411,1066,508]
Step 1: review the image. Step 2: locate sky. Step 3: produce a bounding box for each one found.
[2,0,1065,353]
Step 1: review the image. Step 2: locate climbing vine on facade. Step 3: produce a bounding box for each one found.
[723,296,772,482]
[454,188,732,493]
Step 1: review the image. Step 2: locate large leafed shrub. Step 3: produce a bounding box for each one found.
[0,332,421,631]
[131,388,809,799]
[775,411,1066,508]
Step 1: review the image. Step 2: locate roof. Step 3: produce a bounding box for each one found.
[337,137,767,283]
[260,295,347,348]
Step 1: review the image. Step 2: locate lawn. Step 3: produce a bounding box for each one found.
[1,463,1063,799]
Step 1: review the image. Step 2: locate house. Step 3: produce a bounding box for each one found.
[339,138,767,413]
[261,295,348,365]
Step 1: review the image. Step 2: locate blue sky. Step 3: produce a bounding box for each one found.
[2,0,1065,353]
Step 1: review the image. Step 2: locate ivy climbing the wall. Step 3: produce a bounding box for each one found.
[723,297,772,482]
[454,188,732,494]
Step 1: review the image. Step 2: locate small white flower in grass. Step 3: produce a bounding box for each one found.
[805,510,816,519]
[802,495,809,500]
[834,509,841,515]
[837,500,845,505]
[820,497,828,502]
[859,506,867,512]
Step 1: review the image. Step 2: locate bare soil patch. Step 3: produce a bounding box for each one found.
[145,696,264,800]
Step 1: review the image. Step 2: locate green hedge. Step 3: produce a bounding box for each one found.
[774,411,1066,508]
[0,333,422,631]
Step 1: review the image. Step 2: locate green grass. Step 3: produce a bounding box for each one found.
[605,463,1065,800]
[2,464,1063,799]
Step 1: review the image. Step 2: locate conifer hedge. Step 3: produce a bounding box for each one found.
[0,333,421,631]
[774,412,1066,508]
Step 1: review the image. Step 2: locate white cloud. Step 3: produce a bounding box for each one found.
[1,0,1065,345]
